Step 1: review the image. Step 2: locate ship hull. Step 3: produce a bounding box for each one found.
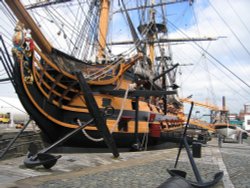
[11,51,183,148]
[2,0,185,150]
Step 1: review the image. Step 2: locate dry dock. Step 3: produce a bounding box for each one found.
[0,125,249,188]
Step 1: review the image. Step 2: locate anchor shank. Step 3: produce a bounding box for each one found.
[183,137,203,183]
[40,118,93,154]
[174,102,194,168]
[75,71,119,158]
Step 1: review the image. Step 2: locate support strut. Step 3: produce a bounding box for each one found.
[75,71,119,158]
[0,119,32,159]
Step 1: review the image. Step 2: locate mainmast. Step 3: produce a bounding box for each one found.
[98,0,110,59]
[149,0,155,65]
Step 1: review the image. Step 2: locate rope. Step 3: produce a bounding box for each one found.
[81,129,104,142]
[209,0,250,58]
[110,83,136,133]
[168,20,250,89]
[79,83,137,142]
[85,58,124,80]
[77,119,104,142]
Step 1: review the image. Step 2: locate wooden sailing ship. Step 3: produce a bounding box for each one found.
[0,0,207,150]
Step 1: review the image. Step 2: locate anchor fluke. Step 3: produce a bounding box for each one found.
[24,152,61,169]
[159,102,223,188]
[24,143,61,169]
[23,118,93,169]
[167,169,224,188]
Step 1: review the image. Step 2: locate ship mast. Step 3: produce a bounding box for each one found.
[98,0,110,59]
[149,0,155,65]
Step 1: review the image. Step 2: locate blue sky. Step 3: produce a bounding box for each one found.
[0,0,250,116]
[110,0,250,114]
[170,0,250,114]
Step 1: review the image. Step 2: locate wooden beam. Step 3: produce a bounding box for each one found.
[107,37,218,46]
[98,0,110,59]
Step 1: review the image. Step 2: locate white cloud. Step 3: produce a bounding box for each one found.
[170,0,250,113]
[0,0,249,115]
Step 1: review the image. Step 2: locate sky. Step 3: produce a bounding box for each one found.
[168,0,250,114]
[106,0,250,115]
[0,0,249,116]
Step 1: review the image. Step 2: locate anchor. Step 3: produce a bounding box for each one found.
[24,70,120,169]
[158,102,223,188]
[24,118,93,169]
[24,143,61,169]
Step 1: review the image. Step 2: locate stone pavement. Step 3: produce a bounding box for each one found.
[0,138,249,188]
[219,139,250,188]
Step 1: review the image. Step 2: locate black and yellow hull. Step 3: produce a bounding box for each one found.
[10,45,184,148]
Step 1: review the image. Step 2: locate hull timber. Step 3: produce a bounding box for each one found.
[7,0,185,149]
[11,47,183,148]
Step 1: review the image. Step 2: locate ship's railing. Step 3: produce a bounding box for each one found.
[32,48,80,107]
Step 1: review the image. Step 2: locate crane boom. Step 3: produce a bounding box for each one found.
[180,98,225,111]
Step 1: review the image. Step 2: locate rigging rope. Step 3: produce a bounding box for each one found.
[208,0,250,58]
[0,97,27,114]
[205,60,250,101]
[30,9,64,49]
[197,6,249,80]
[227,0,250,36]
[0,1,16,25]
[72,0,95,57]
[85,58,123,80]
[76,0,113,60]
[191,5,217,105]
[168,20,250,89]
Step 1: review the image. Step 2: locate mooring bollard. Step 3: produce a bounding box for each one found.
[192,142,202,158]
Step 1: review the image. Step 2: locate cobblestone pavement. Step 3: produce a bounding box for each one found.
[35,160,222,188]
[2,127,250,187]
[2,137,250,188]
[219,138,250,188]
[0,138,227,188]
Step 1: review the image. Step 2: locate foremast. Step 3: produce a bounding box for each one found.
[98,0,110,59]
